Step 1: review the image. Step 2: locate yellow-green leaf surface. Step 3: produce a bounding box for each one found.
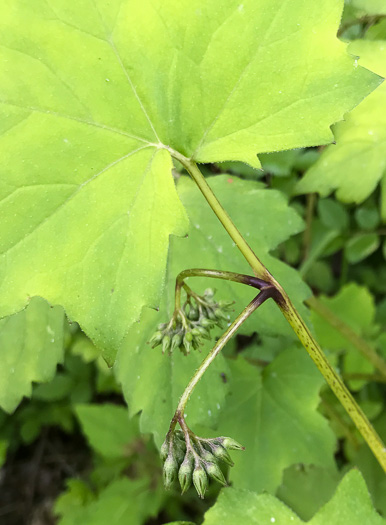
[201,470,385,525]
[212,347,336,493]
[296,40,386,204]
[0,1,379,364]
[0,297,65,413]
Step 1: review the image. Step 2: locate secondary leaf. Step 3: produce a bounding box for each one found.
[56,477,163,525]
[200,470,385,525]
[310,284,376,388]
[74,404,139,459]
[0,297,65,413]
[296,40,386,204]
[0,1,379,364]
[212,347,336,493]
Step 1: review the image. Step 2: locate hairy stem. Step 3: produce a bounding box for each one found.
[307,295,386,380]
[176,289,272,418]
[169,149,386,473]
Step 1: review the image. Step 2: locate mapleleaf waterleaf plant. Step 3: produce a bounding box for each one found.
[0,0,386,498]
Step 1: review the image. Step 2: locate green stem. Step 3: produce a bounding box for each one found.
[307,295,386,380]
[169,150,386,473]
[176,290,272,417]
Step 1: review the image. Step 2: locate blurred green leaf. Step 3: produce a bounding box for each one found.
[56,477,163,525]
[75,404,139,459]
[346,233,380,263]
[0,297,65,413]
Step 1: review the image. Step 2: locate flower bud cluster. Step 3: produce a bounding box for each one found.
[149,288,234,355]
[161,429,243,498]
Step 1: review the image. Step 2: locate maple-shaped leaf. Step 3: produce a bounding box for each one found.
[210,347,336,493]
[0,1,379,363]
[296,40,386,205]
[199,470,385,525]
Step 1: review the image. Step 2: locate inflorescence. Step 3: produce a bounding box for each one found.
[161,427,244,498]
[149,288,234,355]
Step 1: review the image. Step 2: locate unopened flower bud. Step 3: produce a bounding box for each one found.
[160,439,169,461]
[207,309,217,321]
[214,308,228,321]
[183,334,193,354]
[200,318,214,328]
[149,331,163,348]
[221,437,245,450]
[188,308,199,320]
[218,300,234,309]
[197,326,210,339]
[204,461,227,486]
[162,335,171,354]
[193,464,208,499]
[178,455,193,494]
[211,443,234,466]
[163,454,178,490]
[171,333,182,352]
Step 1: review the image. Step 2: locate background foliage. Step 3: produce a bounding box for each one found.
[0,1,386,524]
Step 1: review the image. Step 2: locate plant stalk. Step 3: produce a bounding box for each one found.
[170,149,386,473]
[176,290,272,418]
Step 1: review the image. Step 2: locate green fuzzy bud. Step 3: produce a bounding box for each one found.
[211,444,234,466]
[171,333,183,352]
[163,454,178,490]
[193,464,208,499]
[221,437,245,451]
[185,331,193,342]
[200,318,214,328]
[174,439,186,464]
[162,335,171,354]
[191,327,202,337]
[197,326,211,339]
[183,335,193,354]
[200,448,217,464]
[178,455,194,494]
[160,439,169,462]
[187,308,199,320]
[214,308,229,321]
[204,461,227,486]
[218,300,234,309]
[149,331,163,348]
[207,309,217,321]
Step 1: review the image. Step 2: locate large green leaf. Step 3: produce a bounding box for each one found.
[200,470,385,525]
[0,297,65,413]
[212,347,336,493]
[114,175,308,447]
[0,1,379,363]
[296,40,386,204]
